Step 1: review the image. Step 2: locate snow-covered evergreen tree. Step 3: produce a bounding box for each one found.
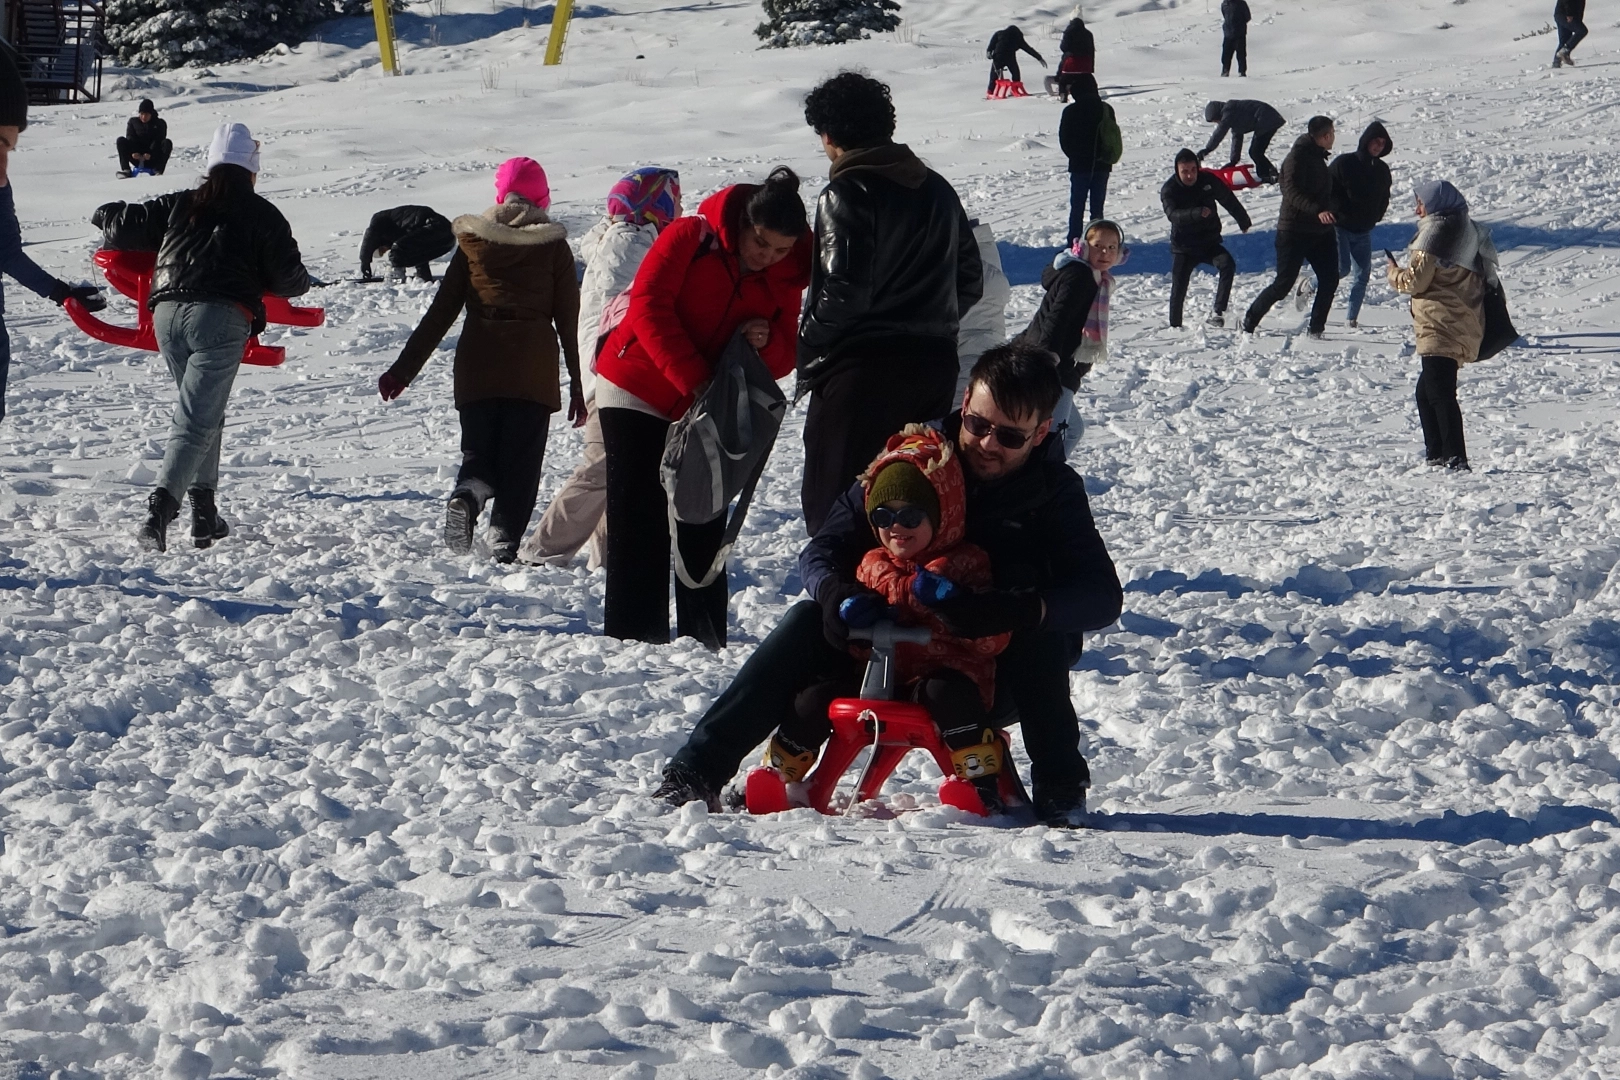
[103,0,334,69]
[756,0,900,47]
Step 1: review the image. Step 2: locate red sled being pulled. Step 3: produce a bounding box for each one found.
[744,623,1030,818]
[64,249,325,367]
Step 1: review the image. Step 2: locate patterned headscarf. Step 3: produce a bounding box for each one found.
[605,167,681,228]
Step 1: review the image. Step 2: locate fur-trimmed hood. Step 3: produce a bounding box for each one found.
[453,194,568,246]
[859,424,968,561]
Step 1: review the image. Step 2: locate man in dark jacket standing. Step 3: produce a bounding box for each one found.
[1328,120,1393,327]
[1161,148,1252,328]
[117,99,172,177]
[987,24,1045,94]
[1553,0,1587,67]
[797,72,983,536]
[1197,98,1285,183]
[1059,74,1121,245]
[654,343,1124,824]
[359,205,456,282]
[1244,116,1340,338]
[1220,0,1250,76]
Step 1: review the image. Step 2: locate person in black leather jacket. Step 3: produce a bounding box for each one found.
[797,72,984,536]
[94,123,309,554]
[359,205,455,282]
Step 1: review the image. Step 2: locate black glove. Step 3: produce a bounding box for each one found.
[928,588,1045,639]
[818,580,880,651]
[49,281,106,312]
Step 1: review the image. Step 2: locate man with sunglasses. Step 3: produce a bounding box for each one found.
[655,343,1123,824]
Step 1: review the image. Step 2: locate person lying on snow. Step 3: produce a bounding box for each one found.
[762,425,1014,811]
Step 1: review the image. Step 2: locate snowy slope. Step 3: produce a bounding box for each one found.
[2,0,1620,1077]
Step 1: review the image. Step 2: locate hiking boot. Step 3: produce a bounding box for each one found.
[653,763,720,812]
[1347,318,1359,329]
[137,488,180,552]
[444,493,476,554]
[1445,457,1471,472]
[189,488,229,549]
[1207,312,1225,328]
[1306,329,1326,341]
[1036,789,1088,828]
[415,265,435,282]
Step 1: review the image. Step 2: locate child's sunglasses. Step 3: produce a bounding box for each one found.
[869,506,929,530]
[961,411,1036,450]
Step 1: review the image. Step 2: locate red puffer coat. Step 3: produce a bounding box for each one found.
[595,184,812,419]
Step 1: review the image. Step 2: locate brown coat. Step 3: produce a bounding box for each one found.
[389,198,582,409]
[1388,250,1484,365]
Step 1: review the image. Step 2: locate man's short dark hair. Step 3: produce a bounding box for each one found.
[803,72,896,151]
[966,342,1064,422]
[1307,115,1335,137]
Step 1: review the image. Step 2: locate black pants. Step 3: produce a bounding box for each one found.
[367,212,456,279]
[455,398,552,547]
[1416,355,1467,465]
[1221,33,1247,75]
[1169,246,1236,326]
[1245,230,1340,334]
[600,406,729,649]
[801,354,958,536]
[670,599,1091,807]
[988,57,1022,92]
[1241,124,1281,180]
[117,137,172,174]
[1556,15,1588,57]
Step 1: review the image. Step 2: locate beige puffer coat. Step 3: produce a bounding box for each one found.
[1387,215,1497,365]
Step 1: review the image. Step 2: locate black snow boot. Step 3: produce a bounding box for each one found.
[652,763,720,812]
[189,488,230,549]
[137,488,181,552]
[444,492,477,555]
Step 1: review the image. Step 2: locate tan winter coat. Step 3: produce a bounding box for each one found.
[1389,251,1484,364]
[390,197,582,409]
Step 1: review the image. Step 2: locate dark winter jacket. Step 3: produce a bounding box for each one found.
[987,25,1043,65]
[360,205,452,270]
[1,184,64,316]
[798,143,983,390]
[1160,168,1252,254]
[1059,20,1094,70]
[1555,0,1585,22]
[96,189,309,334]
[599,184,810,418]
[123,113,168,154]
[389,197,581,411]
[1221,0,1251,35]
[1199,99,1286,161]
[1328,121,1394,234]
[1059,91,1120,174]
[800,412,1123,644]
[1278,133,1336,237]
[1013,261,1098,392]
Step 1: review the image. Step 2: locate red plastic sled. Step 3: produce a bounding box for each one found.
[1210,163,1264,191]
[987,78,1030,99]
[64,250,325,368]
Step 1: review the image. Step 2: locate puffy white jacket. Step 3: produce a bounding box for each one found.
[955,221,1011,397]
[577,217,661,399]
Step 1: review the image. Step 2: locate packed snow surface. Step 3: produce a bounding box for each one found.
[3,0,1620,1077]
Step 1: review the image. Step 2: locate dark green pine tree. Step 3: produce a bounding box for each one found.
[104,0,335,69]
[756,0,901,47]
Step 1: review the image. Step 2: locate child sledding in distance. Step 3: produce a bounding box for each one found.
[762,425,1015,812]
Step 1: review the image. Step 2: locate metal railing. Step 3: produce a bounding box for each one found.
[7,0,103,105]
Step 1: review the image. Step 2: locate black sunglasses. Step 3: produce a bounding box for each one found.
[961,411,1036,450]
[869,505,929,530]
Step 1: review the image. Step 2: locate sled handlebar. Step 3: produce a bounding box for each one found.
[848,622,933,649]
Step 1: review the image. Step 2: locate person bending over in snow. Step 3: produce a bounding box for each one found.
[117,99,172,177]
[379,157,583,563]
[1197,98,1285,183]
[1161,148,1251,329]
[1011,219,1124,456]
[519,166,681,570]
[986,24,1045,94]
[761,425,1014,812]
[359,205,455,282]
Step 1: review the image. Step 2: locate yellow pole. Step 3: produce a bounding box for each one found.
[372,0,400,75]
[544,0,575,65]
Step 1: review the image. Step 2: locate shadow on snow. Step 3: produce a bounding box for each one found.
[1088,802,1616,846]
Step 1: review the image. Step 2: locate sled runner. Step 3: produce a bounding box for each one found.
[64,250,325,367]
[745,623,1030,818]
[987,79,1030,99]
[1210,163,1263,190]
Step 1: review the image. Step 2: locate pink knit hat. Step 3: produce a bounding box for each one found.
[494,157,550,209]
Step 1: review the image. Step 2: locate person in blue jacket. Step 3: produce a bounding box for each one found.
[0,43,104,423]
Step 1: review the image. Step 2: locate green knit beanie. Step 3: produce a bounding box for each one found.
[865,462,939,528]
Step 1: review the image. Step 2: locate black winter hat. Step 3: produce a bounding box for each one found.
[138,98,156,115]
[1175,148,1199,166]
[0,42,27,131]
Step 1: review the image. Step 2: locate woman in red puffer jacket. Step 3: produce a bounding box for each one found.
[596,166,812,649]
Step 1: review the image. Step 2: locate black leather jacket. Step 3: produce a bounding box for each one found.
[797,143,984,390]
[95,189,310,333]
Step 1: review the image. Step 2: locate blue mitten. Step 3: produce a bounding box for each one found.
[838,592,892,629]
[912,569,962,607]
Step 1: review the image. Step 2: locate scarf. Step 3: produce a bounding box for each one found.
[1054,237,1112,365]
[606,166,681,228]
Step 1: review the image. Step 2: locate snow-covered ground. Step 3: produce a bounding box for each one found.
[3,0,1620,1076]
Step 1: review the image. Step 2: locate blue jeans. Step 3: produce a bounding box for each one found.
[1067,169,1110,245]
[153,300,252,497]
[0,314,10,424]
[1337,227,1373,322]
[1050,388,1083,457]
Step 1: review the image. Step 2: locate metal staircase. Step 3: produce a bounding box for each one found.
[5,0,103,105]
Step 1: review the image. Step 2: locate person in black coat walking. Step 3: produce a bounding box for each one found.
[1221,0,1251,76]
[1053,11,1095,101]
[986,24,1045,93]
[359,205,456,282]
[1059,75,1121,245]
[1243,116,1341,338]
[1197,98,1285,183]
[1553,0,1587,66]
[1328,120,1393,326]
[117,99,172,177]
[1161,148,1252,328]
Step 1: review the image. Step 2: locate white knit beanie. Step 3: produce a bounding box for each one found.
[206,122,261,174]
